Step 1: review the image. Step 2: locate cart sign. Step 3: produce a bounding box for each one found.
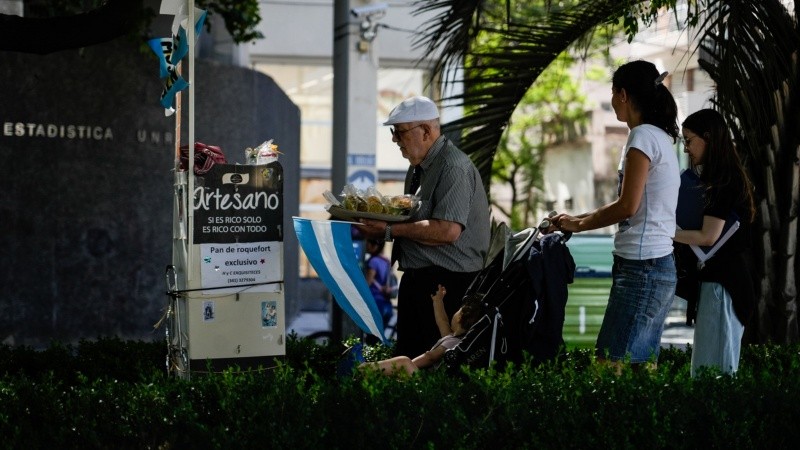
[193,163,283,244]
[199,241,282,293]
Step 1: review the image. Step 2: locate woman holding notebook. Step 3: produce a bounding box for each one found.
[674,108,756,377]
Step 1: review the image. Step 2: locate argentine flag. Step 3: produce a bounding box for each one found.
[293,217,387,343]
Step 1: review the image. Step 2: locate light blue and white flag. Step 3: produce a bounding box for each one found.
[293,217,387,343]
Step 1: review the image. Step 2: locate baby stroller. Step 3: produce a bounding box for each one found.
[443,217,575,372]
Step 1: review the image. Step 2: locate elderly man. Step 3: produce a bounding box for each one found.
[359,96,491,357]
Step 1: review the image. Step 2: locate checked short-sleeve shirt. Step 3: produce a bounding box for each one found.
[395,136,490,272]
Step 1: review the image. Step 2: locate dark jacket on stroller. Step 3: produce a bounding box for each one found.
[444,226,575,371]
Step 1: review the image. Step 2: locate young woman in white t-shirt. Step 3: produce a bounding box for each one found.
[553,60,680,371]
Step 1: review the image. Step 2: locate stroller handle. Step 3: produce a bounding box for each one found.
[537,210,557,230]
[537,211,572,242]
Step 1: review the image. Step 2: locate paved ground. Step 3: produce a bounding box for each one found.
[661,318,694,350]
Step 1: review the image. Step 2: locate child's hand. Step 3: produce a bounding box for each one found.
[431,284,446,302]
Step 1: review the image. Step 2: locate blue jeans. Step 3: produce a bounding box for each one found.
[596,254,677,363]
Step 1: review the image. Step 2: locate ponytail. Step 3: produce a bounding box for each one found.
[612,60,679,141]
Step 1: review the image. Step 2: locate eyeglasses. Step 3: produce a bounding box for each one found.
[390,124,422,139]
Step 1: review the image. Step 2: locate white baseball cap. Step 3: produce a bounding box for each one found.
[383,96,440,125]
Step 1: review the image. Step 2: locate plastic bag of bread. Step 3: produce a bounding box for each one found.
[340,184,367,212]
[385,194,415,214]
[364,186,386,214]
[330,184,420,217]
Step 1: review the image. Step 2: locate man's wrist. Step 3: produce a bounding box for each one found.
[384,223,393,242]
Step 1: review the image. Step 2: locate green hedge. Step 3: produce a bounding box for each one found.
[1,337,799,449]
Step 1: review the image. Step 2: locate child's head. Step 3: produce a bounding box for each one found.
[451,293,484,334]
[366,239,386,255]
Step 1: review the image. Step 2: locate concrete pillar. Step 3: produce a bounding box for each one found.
[332,0,382,341]
[333,0,379,192]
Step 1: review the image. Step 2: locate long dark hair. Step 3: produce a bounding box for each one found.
[682,109,756,222]
[612,60,679,142]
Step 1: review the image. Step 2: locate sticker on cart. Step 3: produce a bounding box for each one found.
[261,300,278,328]
[202,301,216,322]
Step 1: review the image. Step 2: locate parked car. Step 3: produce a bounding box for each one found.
[564,234,613,348]
[562,233,692,349]
[567,233,613,278]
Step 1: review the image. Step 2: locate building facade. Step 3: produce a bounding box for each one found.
[227,1,716,240]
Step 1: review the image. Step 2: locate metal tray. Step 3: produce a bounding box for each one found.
[327,205,414,222]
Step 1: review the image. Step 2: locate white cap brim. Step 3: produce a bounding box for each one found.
[383,96,440,125]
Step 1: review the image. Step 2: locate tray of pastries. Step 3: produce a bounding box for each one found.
[324,185,419,222]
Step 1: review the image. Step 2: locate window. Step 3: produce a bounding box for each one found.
[253,63,430,170]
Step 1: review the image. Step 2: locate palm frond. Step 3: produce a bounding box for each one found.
[697,0,798,219]
[411,0,483,84]
[413,0,632,188]
[696,0,799,342]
